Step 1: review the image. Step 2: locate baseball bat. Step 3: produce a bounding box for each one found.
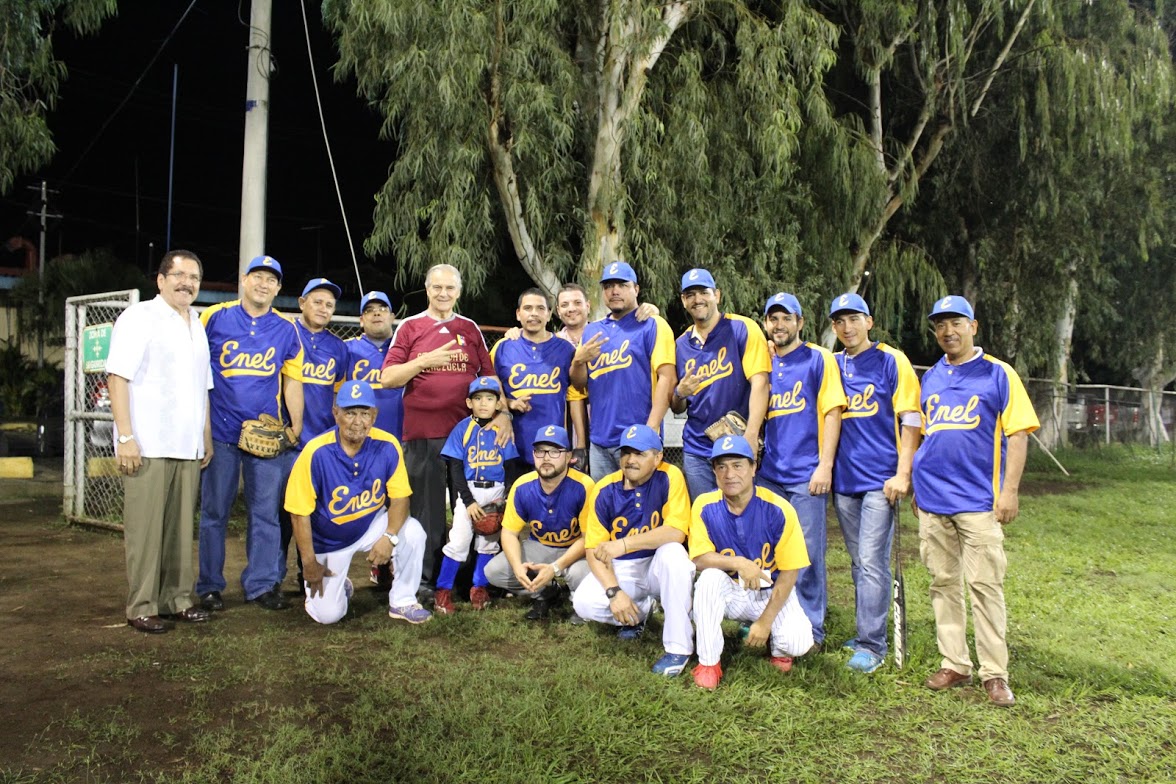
[892,501,907,670]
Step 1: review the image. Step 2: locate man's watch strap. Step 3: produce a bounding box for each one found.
[117,434,135,444]
[605,586,622,600]
[383,532,399,548]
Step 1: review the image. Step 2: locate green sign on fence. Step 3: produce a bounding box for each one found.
[82,323,113,373]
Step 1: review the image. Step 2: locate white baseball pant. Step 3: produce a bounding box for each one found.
[442,483,503,560]
[484,540,591,596]
[692,567,814,666]
[572,542,696,655]
[304,512,426,624]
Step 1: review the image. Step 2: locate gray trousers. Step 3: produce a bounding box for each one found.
[484,540,589,597]
[122,457,200,618]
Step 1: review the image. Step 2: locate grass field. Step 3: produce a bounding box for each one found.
[3,446,1174,783]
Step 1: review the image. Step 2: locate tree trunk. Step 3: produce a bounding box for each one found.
[1136,338,1175,447]
[1040,269,1078,450]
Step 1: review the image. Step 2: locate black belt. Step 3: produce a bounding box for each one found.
[471,480,497,488]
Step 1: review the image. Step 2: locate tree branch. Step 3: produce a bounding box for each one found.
[970,0,1037,118]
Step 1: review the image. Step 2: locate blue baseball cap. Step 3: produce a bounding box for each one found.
[680,268,716,292]
[532,424,571,450]
[620,424,662,453]
[361,291,392,311]
[710,434,755,463]
[301,277,341,299]
[928,295,975,321]
[468,377,502,397]
[245,255,283,282]
[600,260,638,284]
[829,292,870,318]
[336,380,376,408]
[764,292,802,316]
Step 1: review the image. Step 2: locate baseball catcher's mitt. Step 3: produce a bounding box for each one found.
[473,501,505,536]
[238,413,297,458]
[704,410,748,442]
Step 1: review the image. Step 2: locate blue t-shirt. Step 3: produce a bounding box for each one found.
[583,463,690,560]
[344,334,404,440]
[688,486,810,579]
[440,416,520,485]
[760,343,847,487]
[293,319,349,445]
[503,470,595,549]
[492,334,577,464]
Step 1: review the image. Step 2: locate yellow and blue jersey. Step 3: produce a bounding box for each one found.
[584,463,690,560]
[675,314,770,458]
[761,342,847,487]
[284,427,411,552]
[912,352,1040,515]
[440,416,520,484]
[688,486,810,580]
[503,469,595,549]
[293,319,349,444]
[581,311,675,448]
[202,300,304,444]
[344,334,404,440]
[491,335,582,465]
[833,342,921,494]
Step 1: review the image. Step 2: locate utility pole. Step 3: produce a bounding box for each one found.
[239,0,273,278]
[26,181,60,369]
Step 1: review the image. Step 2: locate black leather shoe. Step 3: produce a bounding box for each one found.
[128,615,168,634]
[251,589,291,611]
[161,607,211,623]
[199,591,225,612]
[525,584,562,621]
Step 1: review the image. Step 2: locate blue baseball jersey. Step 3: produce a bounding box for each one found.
[491,334,580,465]
[440,416,520,484]
[293,319,349,445]
[675,314,770,458]
[344,334,404,440]
[833,342,921,494]
[581,311,675,448]
[503,470,595,549]
[760,343,847,487]
[584,463,690,560]
[283,427,412,553]
[201,301,304,444]
[913,352,1040,515]
[688,486,810,579]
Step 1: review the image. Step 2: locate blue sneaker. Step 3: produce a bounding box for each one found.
[344,578,354,600]
[847,650,885,674]
[841,638,858,652]
[617,621,645,640]
[388,603,432,624]
[652,652,691,677]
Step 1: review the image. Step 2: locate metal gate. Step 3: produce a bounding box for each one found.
[63,290,139,528]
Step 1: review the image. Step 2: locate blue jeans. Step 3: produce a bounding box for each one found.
[833,490,893,657]
[197,440,291,601]
[683,452,717,500]
[758,478,828,644]
[589,443,622,482]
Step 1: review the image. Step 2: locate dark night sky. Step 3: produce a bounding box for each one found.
[0,1,414,310]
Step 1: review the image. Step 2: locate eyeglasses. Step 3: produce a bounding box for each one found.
[164,272,202,284]
[363,305,391,314]
[533,448,568,458]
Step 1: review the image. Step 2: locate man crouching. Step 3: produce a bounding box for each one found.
[689,436,814,689]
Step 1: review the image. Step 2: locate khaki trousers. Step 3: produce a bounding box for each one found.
[918,510,1009,681]
[123,457,200,618]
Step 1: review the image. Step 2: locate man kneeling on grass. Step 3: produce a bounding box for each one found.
[484,425,593,621]
[284,381,431,625]
[572,425,696,677]
[689,436,814,690]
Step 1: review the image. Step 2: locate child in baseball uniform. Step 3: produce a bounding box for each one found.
[433,377,519,614]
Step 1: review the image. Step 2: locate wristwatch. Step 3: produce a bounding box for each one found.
[383,532,399,548]
[605,586,622,600]
[117,434,135,444]
[552,563,565,579]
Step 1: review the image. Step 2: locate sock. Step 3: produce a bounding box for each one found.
[473,552,494,588]
[436,556,461,590]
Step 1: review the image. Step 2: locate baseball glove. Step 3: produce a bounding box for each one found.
[473,500,505,536]
[238,413,297,458]
[704,410,748,442]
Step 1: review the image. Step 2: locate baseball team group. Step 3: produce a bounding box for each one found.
[107,249,1039,703]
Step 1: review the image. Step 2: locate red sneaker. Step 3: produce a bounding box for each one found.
[692,663,723,690]
[434,588,455,615]
[470,586,491,610]
[769,656,794,673]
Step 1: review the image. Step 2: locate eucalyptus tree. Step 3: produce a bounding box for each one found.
[325,0,880,316]
[0,0,115,194]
